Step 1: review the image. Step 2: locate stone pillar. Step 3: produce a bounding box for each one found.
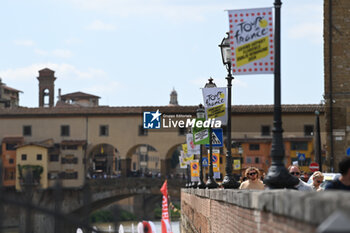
[120,158,131,177]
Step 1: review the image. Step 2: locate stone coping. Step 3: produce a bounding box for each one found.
[182,188,350,225]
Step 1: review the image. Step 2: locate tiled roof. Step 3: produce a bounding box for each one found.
[2,136,24,143]
[61,140,87,145]
[3,85,23,93]
[61,91,100,99]
[0,104,324,117]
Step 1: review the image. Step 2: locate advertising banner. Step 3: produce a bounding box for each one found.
[186,133,201,155]
[234,159,241,170]
[227,7,274,75]
[202,87,227,125]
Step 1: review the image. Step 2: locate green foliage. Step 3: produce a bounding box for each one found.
[90,209,137,223]
[154,203,181,220]
[17,164,43,183]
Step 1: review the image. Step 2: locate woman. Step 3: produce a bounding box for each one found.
[239,167,265,190]
[311,171,324,191]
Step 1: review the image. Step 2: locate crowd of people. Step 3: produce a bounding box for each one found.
[238,156,350,191]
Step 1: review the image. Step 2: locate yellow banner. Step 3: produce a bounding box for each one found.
[234,159,241,170]
[184,154,194,163]
[191,161,199,177]
[207,103,226,119]
[236,36,269,67]
[182,144,188,155]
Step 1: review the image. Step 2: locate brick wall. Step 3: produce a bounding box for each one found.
[181,189,350,233]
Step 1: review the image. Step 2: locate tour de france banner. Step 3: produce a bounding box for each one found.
[186,133,201,155]
[234,159,241,170]
[202,87,227,125]
[190,160,200,182]
[181,145,194,164]
[227,7,274,75]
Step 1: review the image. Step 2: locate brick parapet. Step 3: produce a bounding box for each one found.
[181,189,350,233]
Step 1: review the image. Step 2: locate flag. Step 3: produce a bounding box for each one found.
[227,7,274,75]
[160,180,172,233]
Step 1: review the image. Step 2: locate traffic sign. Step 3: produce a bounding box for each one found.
[309,162,319,172]
[297,152,306,161]
[205,128,223,147]
[202,157,209,167]
[346,147,350,156]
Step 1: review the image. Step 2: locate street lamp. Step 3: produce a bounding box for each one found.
[197,104,206,189]
[219,33,239,189]
[264,0,299,188]
[204,78,219,189]
[315,110,322,172]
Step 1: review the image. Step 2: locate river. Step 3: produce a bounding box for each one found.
[94,221,180,233]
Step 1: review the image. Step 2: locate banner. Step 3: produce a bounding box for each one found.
[192,119,209,145]
[180,151,193,165]
[202,87,227,125]
[179,154,187,168]
[234,159,241,170]
[186,133,201,155]
[212,150,220,173]
[227,7,274,75]
[160,181,173,233]
[190,160,200,182]
[182,144,188,155]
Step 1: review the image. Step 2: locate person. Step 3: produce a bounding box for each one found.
[288,165,312,191]
[325,156,350,190]
[311,171,324,191]
[239,167,265,190]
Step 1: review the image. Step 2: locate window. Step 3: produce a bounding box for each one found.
[246,157,252,164]
[261,125,271,136]
[23,125,32,136]
[255,157,260,164]
[61,125,70,136]
[178,127,186,136]
[290,141,308,150]
[62,145,78,150]
[21,154,27,161]
[249,144,260,151]
[139,125,148,136]
[50,154,59,162]
[9,158,14,164]
[6,143,17,151]
[100,125,109,136]
[37,154,42,161]
[304,125,314,136]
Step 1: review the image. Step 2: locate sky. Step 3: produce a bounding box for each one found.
[0,0,323,108]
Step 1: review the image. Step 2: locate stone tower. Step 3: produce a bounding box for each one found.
[324,0,350,171]
[169,88,178,106]
[37,68,56,107]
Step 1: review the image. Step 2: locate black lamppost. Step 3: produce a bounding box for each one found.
[315,110,322,172]
[204,78,219,189]
[197,104,206,189]
[219,33,240,189]
[264,0,298,188]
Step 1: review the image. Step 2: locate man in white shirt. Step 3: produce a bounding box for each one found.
[288,165,312,191]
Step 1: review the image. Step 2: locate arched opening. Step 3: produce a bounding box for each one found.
[43,88,50,107]
[87,143,118,178]
[125,144,160,177]
[164,144,186,179]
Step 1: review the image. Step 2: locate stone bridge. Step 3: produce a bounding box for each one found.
[11,178,186,233]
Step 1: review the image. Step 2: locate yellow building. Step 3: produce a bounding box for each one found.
[16,142,49,191]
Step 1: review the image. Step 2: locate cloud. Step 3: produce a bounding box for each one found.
[66,0,229,23]
[13,39,34,47]
[0,63,106,82]
[288,23,322,44]
[86,20,116,31]
[52,49,73,58]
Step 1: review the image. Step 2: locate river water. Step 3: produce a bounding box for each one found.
[3,221,180,233]
[94,221,180,233]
